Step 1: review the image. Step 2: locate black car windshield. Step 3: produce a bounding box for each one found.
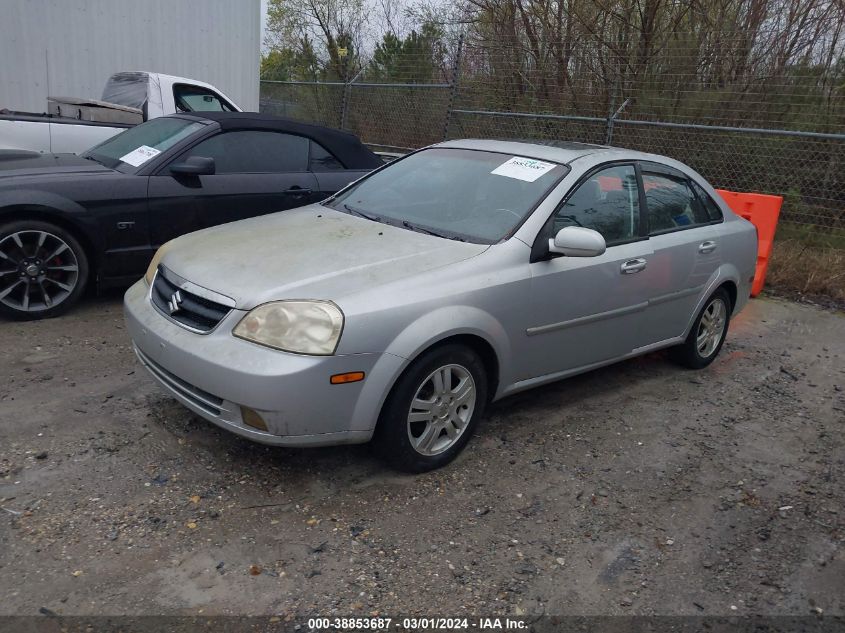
[82,117,206,172]
[327,148,569,243]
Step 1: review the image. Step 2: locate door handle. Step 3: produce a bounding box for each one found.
[283,186,312,196]
[620,258,647,274]
[698,241,717,254]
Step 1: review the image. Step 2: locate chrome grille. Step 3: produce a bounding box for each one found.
[150,268,232,333]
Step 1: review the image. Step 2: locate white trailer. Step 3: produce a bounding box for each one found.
[0,0,260,113]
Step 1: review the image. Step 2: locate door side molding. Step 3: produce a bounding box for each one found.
[526,301,649,336]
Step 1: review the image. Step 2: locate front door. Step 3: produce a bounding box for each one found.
[521,164,654,380]
[147,129,319,246]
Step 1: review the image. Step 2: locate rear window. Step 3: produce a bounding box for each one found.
[309,140,344,171]
[102,73,148,109]
[691,181,724,222]
[642,172,711,233]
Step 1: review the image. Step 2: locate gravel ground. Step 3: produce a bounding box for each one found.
[0,293,843,618]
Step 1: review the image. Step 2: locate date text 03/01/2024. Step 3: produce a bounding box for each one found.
[306,617,528,630]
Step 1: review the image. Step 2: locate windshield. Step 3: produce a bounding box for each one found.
[327,148,569,243]
[82,117,206,171]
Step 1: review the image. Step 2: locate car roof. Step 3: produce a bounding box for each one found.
[434,138,667,166]
[175,112,383,170]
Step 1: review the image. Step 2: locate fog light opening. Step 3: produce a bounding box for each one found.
[330,371,365,385]
[241,406,269,431]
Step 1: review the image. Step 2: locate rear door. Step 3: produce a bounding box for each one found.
[636,163,724,346]
[147,129,318,246]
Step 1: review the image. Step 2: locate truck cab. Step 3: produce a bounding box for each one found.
[0,71,241,154]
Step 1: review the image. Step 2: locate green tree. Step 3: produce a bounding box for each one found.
[265,0,365,80]
[370,22,445,83]
[261,37,322,81]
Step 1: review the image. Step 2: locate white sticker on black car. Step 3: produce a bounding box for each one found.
[491,156,556,182]
[119,145,161,167]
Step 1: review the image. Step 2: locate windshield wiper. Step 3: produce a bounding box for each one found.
[343,203,381,222]
[401,220,465,242]
[82,155,104,166]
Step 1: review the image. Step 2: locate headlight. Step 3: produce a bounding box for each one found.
[144,241,174,285]
[233,301,344,355]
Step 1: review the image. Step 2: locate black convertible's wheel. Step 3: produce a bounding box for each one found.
[0,220,89,320]
[374,344,488,473]
[670,287,731,369]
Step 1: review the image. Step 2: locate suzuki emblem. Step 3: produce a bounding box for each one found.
[168,290,183,314]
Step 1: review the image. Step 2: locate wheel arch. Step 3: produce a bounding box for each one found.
[347,306,511,437]
[682,266,741,339]
[0,203,100,282]
[365,331,502,448]
[719,279,737,312]
[406,333,501,402]
[381,305,511,400]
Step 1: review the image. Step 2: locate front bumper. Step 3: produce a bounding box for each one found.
[124,280,404,447]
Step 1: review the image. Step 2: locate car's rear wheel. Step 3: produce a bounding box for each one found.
[670,287,731,369]
[374,344,487,473]
[0,220,89,320]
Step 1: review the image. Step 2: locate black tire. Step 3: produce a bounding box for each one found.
[670,287,731,369]
[374,344,488,473]
[0,220,89,320]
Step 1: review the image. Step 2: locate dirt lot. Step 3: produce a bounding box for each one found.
[0,293,843,618]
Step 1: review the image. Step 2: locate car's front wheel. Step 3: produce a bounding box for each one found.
[0,220,89,320]
[671,287,731,369]
[375,344,488,473]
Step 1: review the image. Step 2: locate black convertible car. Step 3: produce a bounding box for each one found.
[0,112,382,319]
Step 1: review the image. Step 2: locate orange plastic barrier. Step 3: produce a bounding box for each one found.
[715,189,782,297]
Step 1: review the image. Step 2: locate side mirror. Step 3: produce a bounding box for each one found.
[548,226,606,257]
[170,156,215,176]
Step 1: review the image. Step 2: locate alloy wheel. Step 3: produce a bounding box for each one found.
[696,297,727,358]
[0,230,80,313]
[406,363,477,456]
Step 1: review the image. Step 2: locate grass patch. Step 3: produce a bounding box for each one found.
[774,223,845,250]
[765,237,845,306]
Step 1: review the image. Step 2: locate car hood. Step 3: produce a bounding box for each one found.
[160,205,489,309]
[0,150,112,179]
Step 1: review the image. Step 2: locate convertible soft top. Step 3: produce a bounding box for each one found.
[180,111,383,170]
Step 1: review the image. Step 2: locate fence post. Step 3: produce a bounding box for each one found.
[442,32,464,141]
[340,64,369,131]
[606,97,630,146]
[340,82,351,130]
[605,77,620,145]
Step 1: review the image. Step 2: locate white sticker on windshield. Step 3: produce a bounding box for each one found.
[491,156,556,182]
[119,145,161,167]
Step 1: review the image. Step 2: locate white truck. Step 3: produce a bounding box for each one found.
[0,71,241,154]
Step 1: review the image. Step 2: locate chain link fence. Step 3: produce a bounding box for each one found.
[260,30,845,243]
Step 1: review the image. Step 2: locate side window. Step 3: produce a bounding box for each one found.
[173,84,235,112]
[180,131,308,173]
[309,140,344,171]
[690,181,724,222]
[642,172,710,233]
[552,165,640,244]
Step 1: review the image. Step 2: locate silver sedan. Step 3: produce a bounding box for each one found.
[124,140,757,472]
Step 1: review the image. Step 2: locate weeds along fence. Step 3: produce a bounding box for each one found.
[260,32,845,244]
